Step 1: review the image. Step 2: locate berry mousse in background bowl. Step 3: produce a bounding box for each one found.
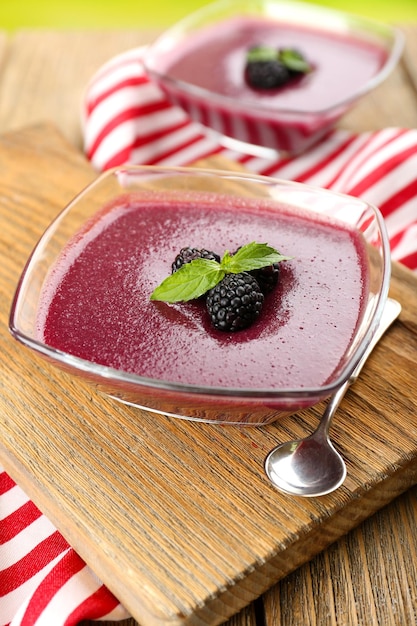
[9,166,391,425]
[143,0,404,156]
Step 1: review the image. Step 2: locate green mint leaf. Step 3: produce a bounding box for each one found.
[278,48,312,74]
[222,242,292,273]
[247,46,312,74]
[151,241,292,303]
[247,46,278,63]
[150,258,224,303]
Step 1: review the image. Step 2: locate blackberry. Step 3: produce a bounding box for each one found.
[206,272,264,332]
[245,60,290,90]
[232,247,281,294]
[171,247,220,273]
[250,263,281,295]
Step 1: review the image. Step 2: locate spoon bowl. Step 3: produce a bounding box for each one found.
[265,298,401,497]
[265,413,347,497]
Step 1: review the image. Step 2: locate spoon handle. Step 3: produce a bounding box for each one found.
[349,298,401,384]
[316,297,401,439]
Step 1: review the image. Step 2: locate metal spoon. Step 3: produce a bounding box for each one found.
[264,298,402,497]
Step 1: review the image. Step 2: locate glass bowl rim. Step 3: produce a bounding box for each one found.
[9,164,392,402]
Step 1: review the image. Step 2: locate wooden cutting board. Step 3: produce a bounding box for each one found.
[1,123,417,626]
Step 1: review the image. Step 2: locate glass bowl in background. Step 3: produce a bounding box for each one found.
[9,166,391,425]
[143,0,404,156]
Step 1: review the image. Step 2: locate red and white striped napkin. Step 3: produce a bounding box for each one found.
[2,45,417,626]
[0,470,130,625]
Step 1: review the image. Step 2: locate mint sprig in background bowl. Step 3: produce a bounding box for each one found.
[9,166,390,425]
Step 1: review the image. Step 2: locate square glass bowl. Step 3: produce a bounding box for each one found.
[143,0,404,156]
[9,166,391,425]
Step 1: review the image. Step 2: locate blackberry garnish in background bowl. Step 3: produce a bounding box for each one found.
[245,46,312,90]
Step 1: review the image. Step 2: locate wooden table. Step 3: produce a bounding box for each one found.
[0,25,416,626]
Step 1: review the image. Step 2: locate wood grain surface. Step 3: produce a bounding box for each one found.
[0,123,417,626]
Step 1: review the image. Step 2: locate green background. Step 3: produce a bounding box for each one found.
[1,0,416,30]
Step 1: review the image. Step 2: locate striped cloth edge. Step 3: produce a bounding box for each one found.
[2,42,417,626]
[0,471,130,625]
